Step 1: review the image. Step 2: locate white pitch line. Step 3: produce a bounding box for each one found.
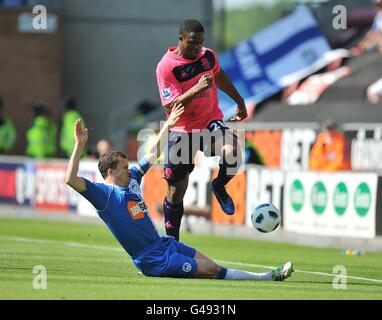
[2,235,382,284]
[0,235,124,252]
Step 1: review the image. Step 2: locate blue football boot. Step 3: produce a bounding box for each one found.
[211,179,235,215]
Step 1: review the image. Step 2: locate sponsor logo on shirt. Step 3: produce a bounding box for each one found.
[194,91,209,99]
[161,87,172,100]
[127,200,147,220]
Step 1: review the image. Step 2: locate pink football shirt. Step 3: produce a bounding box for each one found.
[156,47,223,132]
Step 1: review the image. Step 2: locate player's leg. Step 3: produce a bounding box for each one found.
[214,129,242,189]
[208,124,242,215]
[158,239,294,281]
[163,132,198,241]
[163,176,189,241]
[193,251,294,281]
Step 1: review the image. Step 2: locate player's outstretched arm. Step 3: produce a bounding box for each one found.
[65,119,88,192]
[215,68,247,121]
[144,103,184,165]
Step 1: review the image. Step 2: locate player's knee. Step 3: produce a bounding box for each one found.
[221,144,234,155]
[167,179,189,203]
[221,145,241,167]
[167,189,180,203]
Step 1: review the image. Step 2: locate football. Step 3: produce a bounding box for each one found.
[251,203,281,233]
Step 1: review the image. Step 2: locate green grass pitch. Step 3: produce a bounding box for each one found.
[0,217,382,300]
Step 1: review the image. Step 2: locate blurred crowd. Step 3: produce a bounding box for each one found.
[0,95,114,160]
[351,0,382,104]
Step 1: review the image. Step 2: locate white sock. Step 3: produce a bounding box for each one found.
[224,268,273,281]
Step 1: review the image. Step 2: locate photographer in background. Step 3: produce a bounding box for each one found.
[309,120,350,172]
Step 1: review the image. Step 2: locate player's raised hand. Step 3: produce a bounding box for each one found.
[74,119,88,147]
[166,103,184,129]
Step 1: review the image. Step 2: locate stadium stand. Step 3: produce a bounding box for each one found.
[251,50,382,125]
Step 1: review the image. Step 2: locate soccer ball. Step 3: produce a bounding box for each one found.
[251,203,281,233]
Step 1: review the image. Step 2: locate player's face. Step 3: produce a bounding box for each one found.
[179,32,205,60]
[113,157,130,186]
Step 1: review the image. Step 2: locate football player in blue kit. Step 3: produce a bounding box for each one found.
[65,103,293,281]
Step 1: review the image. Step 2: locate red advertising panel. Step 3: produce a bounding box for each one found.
[0,167,16,200]
[35,162,69,212]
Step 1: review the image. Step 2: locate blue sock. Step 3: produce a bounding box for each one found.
[217,266,228,279]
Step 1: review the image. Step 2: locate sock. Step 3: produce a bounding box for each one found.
[213,164,235,189]
[224,268,273,281]
[217,267,228,279]
[163,197,184,241]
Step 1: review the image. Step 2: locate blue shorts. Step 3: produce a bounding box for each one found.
[133,236,197,278]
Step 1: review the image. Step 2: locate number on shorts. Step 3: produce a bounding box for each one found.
[208,120,226,132]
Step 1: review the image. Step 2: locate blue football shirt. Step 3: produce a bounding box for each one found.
[80,159,163,258]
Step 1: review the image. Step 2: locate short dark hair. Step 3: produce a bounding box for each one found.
[33,100,49,117]
[179,19,205,36]
[98,151,127,179]
[64,97,77,110]
[321,119,337,131]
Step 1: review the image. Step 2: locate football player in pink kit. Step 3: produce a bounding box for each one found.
[156,19,247,241]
